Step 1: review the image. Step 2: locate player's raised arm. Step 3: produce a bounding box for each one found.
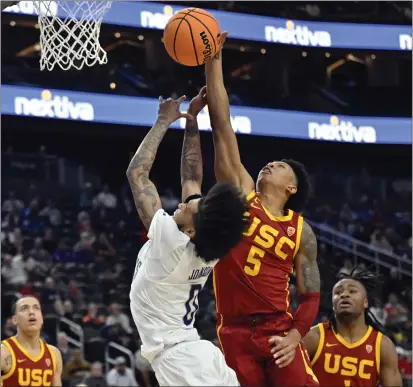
[127,96,193,230]
[380,335,403,386]
[205,33,254,195]
[180,87,207,202]
[50,346,63,386]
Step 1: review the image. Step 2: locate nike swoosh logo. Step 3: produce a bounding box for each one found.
[326,343,338,347]
[17,359,26,363]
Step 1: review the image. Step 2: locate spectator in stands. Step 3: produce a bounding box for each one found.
[370,229,394,253]
[399,353,412,387]
[39,199,62,227]
[1,253,27,287]
[73,231,96,265]
[106,303,132,334]
[80,182,94,209]
[83,361,108,387]
[63,348,91,386]
[40,277,61,314]
[22,198,43,231]
[57,332,73,364]
[339,202,356,223]
[43,228,58,254]
[82,303,105,329]
[63,299,75,320]
[2,191,24,214]
[94,184,117,209]
[106,356,138,387]
[19,281,40,299]
[385,293,410,327]
[68,280,84,306]
[95,233,116,259]
[77,211,94,235]
[29,237,51,264]
[2,318,16,339]
[135,343,153,387]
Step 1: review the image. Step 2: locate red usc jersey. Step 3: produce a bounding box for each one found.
[311,322,382,387]
[213,190,304,318]
[2,336,56,387]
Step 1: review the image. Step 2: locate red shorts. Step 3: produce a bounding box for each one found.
[217,314,319,387]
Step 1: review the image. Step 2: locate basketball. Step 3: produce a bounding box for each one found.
[163,8,221,67]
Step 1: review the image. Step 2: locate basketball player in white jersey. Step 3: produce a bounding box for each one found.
[127,90,247,386]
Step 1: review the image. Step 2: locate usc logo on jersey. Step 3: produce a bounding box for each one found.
[243,215,297,276]
[324,353,374,380]
[17,368,53,386]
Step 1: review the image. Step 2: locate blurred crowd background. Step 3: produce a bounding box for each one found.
[1,1,412,387]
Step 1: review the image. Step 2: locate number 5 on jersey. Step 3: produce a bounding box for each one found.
[244,246,265,276]
[183,284,202,325]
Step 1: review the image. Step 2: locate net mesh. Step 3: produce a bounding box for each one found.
[33,1,112,71]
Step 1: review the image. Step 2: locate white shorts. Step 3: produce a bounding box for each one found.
[151,340,240,386]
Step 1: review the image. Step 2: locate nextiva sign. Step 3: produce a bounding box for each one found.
[2,85,411,145]
[14,89,94,121]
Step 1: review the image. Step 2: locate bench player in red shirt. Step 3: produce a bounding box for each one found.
[1,296,63,387]
[205,32,320,387]
[303,268,403,387]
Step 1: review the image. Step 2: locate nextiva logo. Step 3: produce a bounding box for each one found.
[14,90,94,121]
[308,115,376,143]
[3,1,58,16]
[179,105,252,134]
[140,5,179,29]
[399,34,412,50]
[265,20,331,47]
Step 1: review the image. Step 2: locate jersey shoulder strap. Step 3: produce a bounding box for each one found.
[310,322,326,366]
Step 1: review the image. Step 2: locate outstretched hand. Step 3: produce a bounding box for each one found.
[188,86,207,116]
[212,31,228,60]
[158,95,194,125]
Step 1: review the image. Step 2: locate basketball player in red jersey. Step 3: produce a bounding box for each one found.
[205,33,320,386]
[1,296,63,387]
[303,269,403,387]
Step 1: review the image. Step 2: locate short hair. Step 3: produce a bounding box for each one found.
[282,159,311,213]
[12,295,39,314]
[192,183,249,262]
[329,267,383,332]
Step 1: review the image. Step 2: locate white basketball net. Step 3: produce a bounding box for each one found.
[33,1,113,71]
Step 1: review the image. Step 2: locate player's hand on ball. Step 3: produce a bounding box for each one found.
[212,31,228,60]
[269,329,301,368]
[158,95,194,125]
[188,86,207,116]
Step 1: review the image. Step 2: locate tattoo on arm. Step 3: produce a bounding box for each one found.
[299,221,320,293]
[4,355,11,371]
[1,346,12,373]
[181,118,202,183]
[126,119,168,229]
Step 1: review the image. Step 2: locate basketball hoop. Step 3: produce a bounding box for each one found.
[33,1,112,71]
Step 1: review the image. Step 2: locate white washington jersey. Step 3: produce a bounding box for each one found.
[130,209,217,363]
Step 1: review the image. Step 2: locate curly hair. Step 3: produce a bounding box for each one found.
[192,183,249,262]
